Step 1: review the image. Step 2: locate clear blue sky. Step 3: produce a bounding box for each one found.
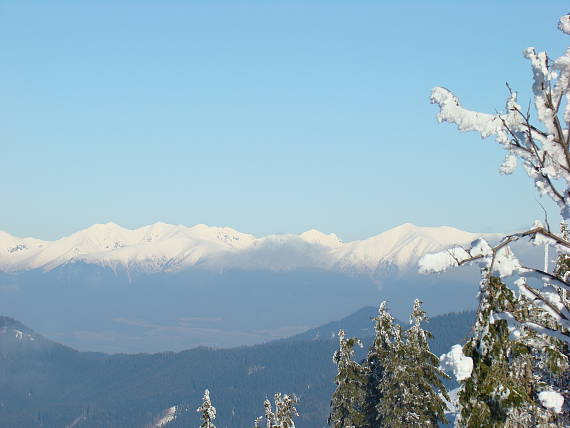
[1,1,568,241]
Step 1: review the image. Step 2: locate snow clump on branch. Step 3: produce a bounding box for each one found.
[439,344,473,381]
[538,390,565,414]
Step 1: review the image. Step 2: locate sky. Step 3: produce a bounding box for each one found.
[1,1,569,241]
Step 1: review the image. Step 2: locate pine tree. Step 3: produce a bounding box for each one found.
[197,389,217,428]
[328,329,366,428]
[516,223,570,427]
[362,300,396,427]
[376,322,409,428]
[274,393,298,428]
[406,299,450,426]
[254,393,299,428]
[456,276,534,428]
[378,300,449,428]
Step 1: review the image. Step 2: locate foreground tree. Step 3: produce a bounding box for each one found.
[421,13,570,424]
[455,276,537,427]
[328,329,366,428]
[362,301,396,427]
[378,300,449,428]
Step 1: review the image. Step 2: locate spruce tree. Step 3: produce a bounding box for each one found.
[376,322,409,427]
[406,299,450,426]
[362,300,396,427]
[197,389,217,428]
[328,329,366,428]
[456,276,534,428]
[377,300,449,428]
[516,223,570,426]
[274,393,298,428]
[254,393,299,428]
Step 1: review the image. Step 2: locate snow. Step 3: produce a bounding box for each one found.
[441,387,460,414]
[559,14,570,35]
[430,87,506,139]
[439,344,473,381]
[538,390,564,413]
[499,153,517,175]
[0,222,497,275]
[493,246,521,277]
[418,237,494,274]
[154,406,176,427]
[299,229,342,248]
[0,327,35,342]
[333,223,496,273]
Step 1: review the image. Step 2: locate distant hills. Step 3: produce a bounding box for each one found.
[0,308,475,428]
[0,222,498,274]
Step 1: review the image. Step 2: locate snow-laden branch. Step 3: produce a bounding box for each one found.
[492,311,570,345]
[431,27,570,218]
[419,225,570,294]
[419,223,570,342]
[425,14,570,351]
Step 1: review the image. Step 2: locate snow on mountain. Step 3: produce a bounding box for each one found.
[299,229,342,248]
[0,222,498,275]
[331,223,497,272]
[0,316,39,344]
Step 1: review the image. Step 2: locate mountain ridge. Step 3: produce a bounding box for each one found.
[0,222,500,275]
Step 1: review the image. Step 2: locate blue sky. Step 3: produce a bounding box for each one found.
[1,1,568,241]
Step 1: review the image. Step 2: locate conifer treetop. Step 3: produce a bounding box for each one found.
[197,389,217,428]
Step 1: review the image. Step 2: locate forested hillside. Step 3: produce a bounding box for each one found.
[0,309,474,427]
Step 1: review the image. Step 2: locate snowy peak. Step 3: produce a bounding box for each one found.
[331,223,496,271]
[0,222,497,275]
[300,229,342,248]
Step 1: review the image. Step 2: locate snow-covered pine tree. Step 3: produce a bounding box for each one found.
[274,393,298,428]
[362,300,396,427]
[377,300,449,428]
[420,13,570,421]
[328,329,366,428]
[254,393,299,428]
[406,299,450,426]
[376,322,408,428]
[455,275,535,428]
[197,389,217,428]
[518,225,570,426]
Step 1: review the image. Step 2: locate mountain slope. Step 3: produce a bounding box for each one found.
[0,309,474,428]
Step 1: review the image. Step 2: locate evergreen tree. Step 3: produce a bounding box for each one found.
[376,322,409,427]
[197,389,217,428]
[362,300,396,427]
[378,300,449,428]
[456,276,534,428]
[406,299,450,426]
[515,223,570,427]
[254,393,299,428]
[274,393,298,428]
[328,329,366,428]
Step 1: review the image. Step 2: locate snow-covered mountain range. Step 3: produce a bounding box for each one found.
[0,222,499,275]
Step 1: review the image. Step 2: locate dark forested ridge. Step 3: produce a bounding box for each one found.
[0,309,474,428]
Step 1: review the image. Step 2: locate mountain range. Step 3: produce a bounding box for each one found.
[0,222,499,275]
[0,222,520,353]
